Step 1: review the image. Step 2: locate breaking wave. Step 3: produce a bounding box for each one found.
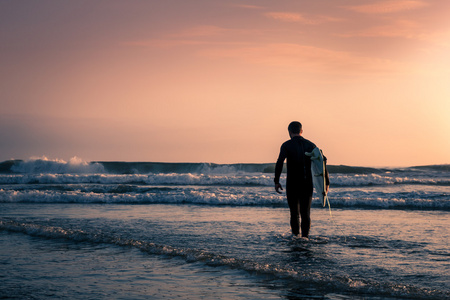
[2,157,448,175]
[0,157,448,210]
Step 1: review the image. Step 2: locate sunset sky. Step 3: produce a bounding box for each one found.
[1,0,449,166]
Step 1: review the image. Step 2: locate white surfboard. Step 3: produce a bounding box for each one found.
[305,147,327,207]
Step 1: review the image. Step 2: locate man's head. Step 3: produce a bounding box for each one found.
[288,121,302,136]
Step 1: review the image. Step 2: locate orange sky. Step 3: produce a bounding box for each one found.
[1,0,449,166]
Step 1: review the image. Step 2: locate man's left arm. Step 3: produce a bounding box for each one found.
[324,155,330,193]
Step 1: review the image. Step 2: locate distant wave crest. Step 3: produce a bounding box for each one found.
[1,157,449,175]
[3,157,105,174]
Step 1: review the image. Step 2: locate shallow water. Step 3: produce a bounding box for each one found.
[1,160,449,299]
[1,232,287,299]
[1,203,449,299]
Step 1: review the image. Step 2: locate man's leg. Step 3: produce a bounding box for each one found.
[286,189,300,235]
[299,188,313,238]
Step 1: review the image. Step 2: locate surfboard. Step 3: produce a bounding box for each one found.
[305,147,328,207]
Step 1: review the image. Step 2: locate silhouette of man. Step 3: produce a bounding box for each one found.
[274,121,329,237]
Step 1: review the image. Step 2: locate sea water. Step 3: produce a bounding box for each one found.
[0,158,449,299]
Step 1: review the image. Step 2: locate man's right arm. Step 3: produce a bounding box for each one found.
[274,145,286,193]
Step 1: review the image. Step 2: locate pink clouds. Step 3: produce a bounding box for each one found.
[200,43,407,75]
[339,19,422,38]
[264,12,341,25]
[346,0,428,14]
[1,0,449,165]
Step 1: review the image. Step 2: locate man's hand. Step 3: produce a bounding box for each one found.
[275,183,283,194]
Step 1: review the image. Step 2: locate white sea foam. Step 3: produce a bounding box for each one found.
[0,173,274,186]
[0,188,285,206]
[10,156,105,174]
[1,157,448,210]
[1,171,448,187]
[1,187,448,209]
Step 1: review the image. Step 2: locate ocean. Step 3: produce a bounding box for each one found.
[1,157,449,299]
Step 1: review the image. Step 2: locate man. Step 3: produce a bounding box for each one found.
[274,121,329,238]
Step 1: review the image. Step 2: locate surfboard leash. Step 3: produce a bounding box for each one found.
[324,194,347,242]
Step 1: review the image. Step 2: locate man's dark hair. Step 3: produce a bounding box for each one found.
[288,121,302,134]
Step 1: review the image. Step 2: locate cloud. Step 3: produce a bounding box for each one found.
[171,25,230,38]
[339,19,450,48]
[347,0,428,14]
[340,19,422,38]
[123,26,261,49]
[232,4,265,10]
[200,43,408,75]
[265,12,341,24]
[123,39,210,49]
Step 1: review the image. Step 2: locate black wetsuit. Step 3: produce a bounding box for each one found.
[274,136,329,237]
